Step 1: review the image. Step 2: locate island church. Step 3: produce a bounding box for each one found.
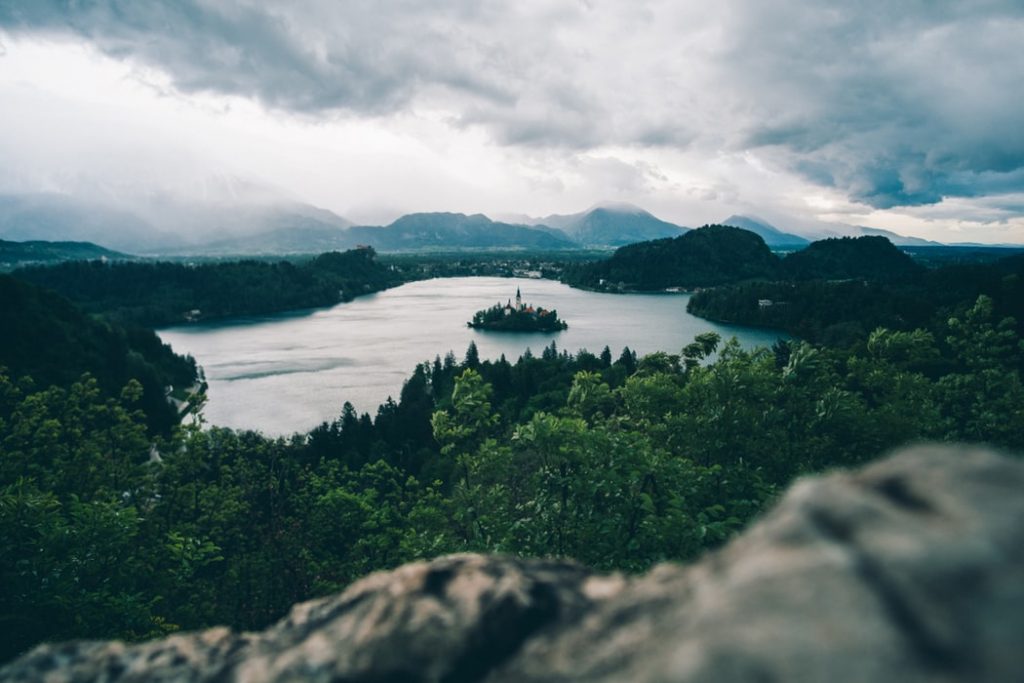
[502,288,538,316]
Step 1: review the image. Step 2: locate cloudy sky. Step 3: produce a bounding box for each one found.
[1,0,1022,242]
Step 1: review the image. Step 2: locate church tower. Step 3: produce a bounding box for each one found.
[516,287,522,309]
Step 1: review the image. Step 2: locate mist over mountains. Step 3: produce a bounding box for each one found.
[0,196,687,254]
[0,192,999,256]
[719,215,809,247]
[0,193,354,254]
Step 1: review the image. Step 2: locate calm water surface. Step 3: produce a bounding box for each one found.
[158,277,785,435]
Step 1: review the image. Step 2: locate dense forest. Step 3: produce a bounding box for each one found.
[3,285,1023,661]
[564,229,938,294]
[3,238,1024,663]
[564,227,1024,348]
[781,235,923,282]
[562,225,781,290]
[13,247,406,327]
[689,246,1024,346]
[0,275,198,434]
[0,238,128,271]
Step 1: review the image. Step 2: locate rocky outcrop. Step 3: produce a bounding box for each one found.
[3,444,1022,682]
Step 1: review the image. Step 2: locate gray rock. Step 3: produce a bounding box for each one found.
[3,444,1022,683]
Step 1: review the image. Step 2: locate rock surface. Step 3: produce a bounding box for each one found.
[3,444,1022,682]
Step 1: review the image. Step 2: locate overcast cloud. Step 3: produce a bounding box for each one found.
[0,0,1022,241]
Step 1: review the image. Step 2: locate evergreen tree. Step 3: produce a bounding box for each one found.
[464,341,481,369]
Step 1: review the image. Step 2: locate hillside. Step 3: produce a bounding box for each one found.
[197,223,352,256]
[13,247,406,327]
[783,235,923,281]
[0,238,129,270]
[563,224,781,290]
[687,239,1024,345]
[0,274,197,433]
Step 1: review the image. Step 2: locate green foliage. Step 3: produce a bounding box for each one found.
[468,298,567,331]
[2,286,1023,663]
[937,296,1024,448]
[563,225,782,291]
[13,247,404,327]
[0,275,198,434]
[0,238,128,271]
[782,236,923,282]
[688,246,1024,347]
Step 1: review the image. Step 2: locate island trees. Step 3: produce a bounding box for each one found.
[468,288,567,332]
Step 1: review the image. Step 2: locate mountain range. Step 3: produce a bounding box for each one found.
[0,192,1006,255]
[0,193,354,254]
[719,215,809,247]
[814,223,944,247]
[521,203,687,246]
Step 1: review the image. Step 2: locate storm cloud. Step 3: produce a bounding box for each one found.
[1,0,1022,212]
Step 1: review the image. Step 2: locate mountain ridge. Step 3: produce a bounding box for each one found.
[720,215,809,247]
[523,203,687,246]
[5,192,1022,254]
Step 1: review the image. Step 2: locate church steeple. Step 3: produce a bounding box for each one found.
[516,287,522,309]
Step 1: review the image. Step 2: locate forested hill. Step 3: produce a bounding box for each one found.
[782,235,923,281]
[562,224,782,291]
[0,238,129,271]
[4,297,1023,661]
[688,250,1024,346]
[13,247,406,327]
[0,274,197,434]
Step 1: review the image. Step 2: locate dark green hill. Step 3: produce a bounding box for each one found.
[563,224,782,290]
[0,238,129,270]
[783,236,923,281]
[14,247,404,327]
[0,274,197,434]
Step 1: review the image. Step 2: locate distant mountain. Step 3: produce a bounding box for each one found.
[807,222,944,247]
[0,238,130,270]
[0,193,577,254]
[0,193,182,253]
[783,236,923,282]
[528,203,687,246]
[344,213,577,251]
[189,221,352,256]
[137,201,356,255]
[564,225,781,290]
[720,215,809,247]
[846,225,942,247]
[0,192,356,255]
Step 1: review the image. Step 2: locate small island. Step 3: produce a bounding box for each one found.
[468,288,568,332]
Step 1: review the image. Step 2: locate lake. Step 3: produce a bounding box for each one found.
[158,277,786,435]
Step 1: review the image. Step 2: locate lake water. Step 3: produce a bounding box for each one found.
[158,277,786,435]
